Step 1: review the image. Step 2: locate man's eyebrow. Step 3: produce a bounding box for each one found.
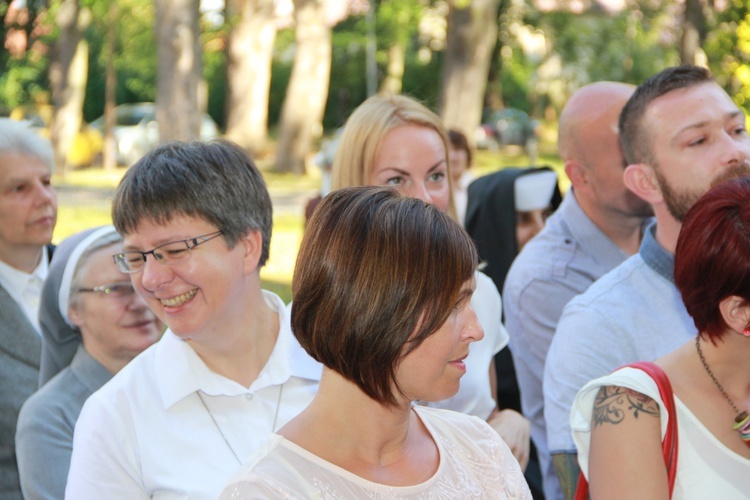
[674,110,745,138]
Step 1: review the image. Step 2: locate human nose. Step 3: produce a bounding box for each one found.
[460,304,484,343]
[139,253,172,291]
[723,131,750,165]
[33,179,56,206]
[404,181,435,205]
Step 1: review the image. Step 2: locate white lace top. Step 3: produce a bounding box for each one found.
[221,406,531,499]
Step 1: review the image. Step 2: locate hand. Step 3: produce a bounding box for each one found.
[487,409,531,472]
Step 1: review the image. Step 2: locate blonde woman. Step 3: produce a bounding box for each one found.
[330,94,530,469]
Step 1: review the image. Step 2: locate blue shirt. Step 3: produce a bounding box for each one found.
[544,222,695,456]
[503,191,631,500]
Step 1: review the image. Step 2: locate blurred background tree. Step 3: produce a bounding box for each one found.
[0,0,746,173]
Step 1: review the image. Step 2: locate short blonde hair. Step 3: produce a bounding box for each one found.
[331,94,456,217]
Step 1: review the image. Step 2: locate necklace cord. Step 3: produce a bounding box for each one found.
[197,384,285,466]
[695,335,742,414]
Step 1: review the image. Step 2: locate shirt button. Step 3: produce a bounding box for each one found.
[245,394,253,401]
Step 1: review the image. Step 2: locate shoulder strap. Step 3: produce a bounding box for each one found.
[624,361,678,497]
[573,361,679,499]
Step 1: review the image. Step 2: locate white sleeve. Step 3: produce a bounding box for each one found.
[65,391,149,499]
[570,367,669,479]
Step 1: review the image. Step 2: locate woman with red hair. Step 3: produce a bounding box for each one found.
[570,175,750,499]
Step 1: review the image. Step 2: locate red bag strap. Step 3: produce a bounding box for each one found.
[573,361,679,499]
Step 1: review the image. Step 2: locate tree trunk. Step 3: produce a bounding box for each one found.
[103,0,117,171]
[224,0,276,155]
[155,0,202,143]
[380,41,405,96]
[49,0,89,176]
[680,0,707,65]
[275,0,332,174]
[439,0,501,142]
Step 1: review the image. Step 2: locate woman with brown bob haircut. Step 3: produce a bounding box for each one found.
[221,186,531,498]
[330,94,531,470]
[570,175,750,499]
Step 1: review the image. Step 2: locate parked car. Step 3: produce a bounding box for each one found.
[90,102,220,165]
[475,108,539,151]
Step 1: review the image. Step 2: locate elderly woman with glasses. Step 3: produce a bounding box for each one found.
[65,141,322,499]
[15,226,162,499]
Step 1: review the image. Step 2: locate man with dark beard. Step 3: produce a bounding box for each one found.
[543,65,750,499]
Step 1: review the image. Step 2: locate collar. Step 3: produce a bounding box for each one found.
[156,290,322,409]
[70,344,114,394]
[556,191,629,268]
[0,246,49,297]
[639,221,674,283]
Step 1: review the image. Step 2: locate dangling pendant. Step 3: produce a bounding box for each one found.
[732,411,750,447]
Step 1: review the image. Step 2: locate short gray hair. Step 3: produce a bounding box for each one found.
[0,118,55,172]
[112,140,273,266]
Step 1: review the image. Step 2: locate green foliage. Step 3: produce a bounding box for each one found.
[0,5,53,110]
[538,7,678,88]
[705,3,750,113]
[324,15,369,128]
[202,15,228,129]
[268,29,296,130]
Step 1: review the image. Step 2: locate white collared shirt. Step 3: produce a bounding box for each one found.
[66,291,322,500]
[0,246,48,333]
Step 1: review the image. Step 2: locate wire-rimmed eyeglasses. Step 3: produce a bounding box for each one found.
[77,281,136,300]
[113,231,224,273]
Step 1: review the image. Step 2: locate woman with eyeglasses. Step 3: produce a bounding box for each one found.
[15,226,162,499]
[65,141,322,499]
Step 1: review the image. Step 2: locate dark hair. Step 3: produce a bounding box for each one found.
[112,140,272,266]
[448,129,472,167]
[291,186,478,407]
[674,176,750,342]
[619,65,712,165]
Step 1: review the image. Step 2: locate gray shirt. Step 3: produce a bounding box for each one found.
[16,346,112,500]
[544,222,695,456]
[502,191,630,500]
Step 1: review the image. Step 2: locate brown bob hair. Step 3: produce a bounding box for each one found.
[291,186,478,407]
[674,175,750,342]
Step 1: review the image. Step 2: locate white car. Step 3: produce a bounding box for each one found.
[90,103,220,165]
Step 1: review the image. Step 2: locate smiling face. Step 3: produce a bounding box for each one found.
[645,82,750,221]
[123,215,255,344]
[368,124,451,212]
[68,242,162,371]
[394,279,483,404]
[0,152,57,266]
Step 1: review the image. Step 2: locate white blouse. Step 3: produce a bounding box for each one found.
[221,406,531,499]
[572,367,750,500]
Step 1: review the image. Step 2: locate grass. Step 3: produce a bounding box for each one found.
[53,146,563,304]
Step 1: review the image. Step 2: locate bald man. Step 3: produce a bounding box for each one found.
[501,82,653,500]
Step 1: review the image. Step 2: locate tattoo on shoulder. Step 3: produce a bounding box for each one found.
[592,386,660,427]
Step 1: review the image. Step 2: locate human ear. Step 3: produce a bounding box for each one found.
[68,304,84,328]
[240,230,264,275]
[718,295,750,335]
[623,163,661,205]
[564,161,587,190]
